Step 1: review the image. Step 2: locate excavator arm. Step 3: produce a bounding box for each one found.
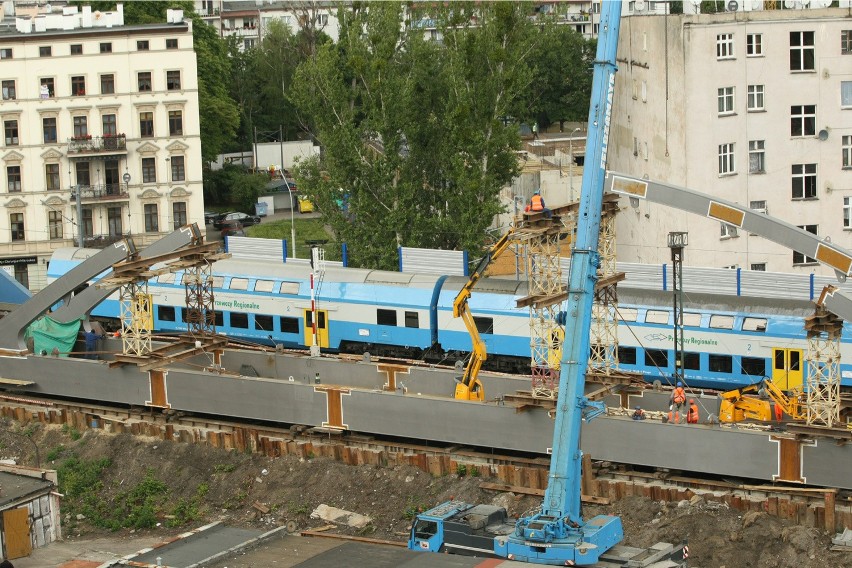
[719,378,804,422]
[453,227,515,401]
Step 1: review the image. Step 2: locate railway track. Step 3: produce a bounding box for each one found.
[0,391,848,535]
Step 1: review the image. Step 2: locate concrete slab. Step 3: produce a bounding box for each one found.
[128,524,263,567]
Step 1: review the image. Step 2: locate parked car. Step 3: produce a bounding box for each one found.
[213,212,261,229]
[204,211,219,225]
[297,195,314,214]
[220,221,245,238]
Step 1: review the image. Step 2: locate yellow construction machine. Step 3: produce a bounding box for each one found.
[453,227,515,401]
[719,378,804,423]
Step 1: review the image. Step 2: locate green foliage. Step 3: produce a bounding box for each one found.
[58,456,111,499]
[46,444,67,462]
[213,463,237,473]
[403,500,427,520]
[20,423,38,438]
[456,464,468,477]
[246,218,341,260]
[231,173,269,212]
[287,501,311,516]
[194,21,240,162]
[62,423,82,441]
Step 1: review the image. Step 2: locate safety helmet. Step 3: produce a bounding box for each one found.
[689,399,695,404]
[534,189,541,195]
[677,381,683,387]
[635,405,641,410]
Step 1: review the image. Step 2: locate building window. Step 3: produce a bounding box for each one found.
[793,225,817,264]
[99,42,112,53]
[49,210,62,239]
[747,85,764,111]
[139,112,154,138]
[7,165,21,192]
[45,163,60,190]
[138,72,152,92]
[749,140,765,174]
[4,120,18,146]
[166,70,181,91]
[746,33,762,56]
[717,87,734,115]
[102,114,117,136]
[13,264,27,288]
[720,223,737,239]
[172,202,187,229]
[82,208,93,237]
[40,77,54,98]
[718,143,735,175]
[792,164,817,199]
[137,40,149,50]
[843,81,852,108]
[39,45,51,57]
[790,31,815,71]
[100,74,115,95]
[142,157,156,183]
[168,111,183,136]
[1,80,15,100]
[43,117,57,143]
[144,203,159,232]
[71,75,86,96]
[107,206,122,236]
[170,156,185,182]
[716,33,734,59]
[10,213,24,240]
[750,263,766,271]
[70,44,82,55]
[843,31,852,54]
[166,38,178,49]
[844,135,852,169]
[75,161,90,186]
[0,48,12,59]
[845,197,852,229]
[73,116,88,138]
[790,105,815,137]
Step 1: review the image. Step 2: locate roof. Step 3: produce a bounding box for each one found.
[0,22,189,41]
[0,470,53,509]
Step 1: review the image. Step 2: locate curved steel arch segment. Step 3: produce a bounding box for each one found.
[606,172,852,278]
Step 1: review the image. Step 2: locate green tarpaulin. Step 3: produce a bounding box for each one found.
[25,316,81,357]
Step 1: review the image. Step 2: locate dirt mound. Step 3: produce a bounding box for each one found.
[1,423,847,567]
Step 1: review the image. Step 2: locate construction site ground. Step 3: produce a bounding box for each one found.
[4,423,849,568]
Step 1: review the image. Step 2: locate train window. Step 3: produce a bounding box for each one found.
[617,346,637,364]
[645,310,669,324]
[741,356,766,377]
[474,316,494,335]
[280,316,299,333]
[682,351,700,370]
[254,314,273,331]
[279,282,300,295]
[709,315,734,329]
[404,311,419,328]
[231,312,249,328]
[212,276,224,289]
[214,311,223,327]
[158,305,175,321]
[682,312,701,327]
[377,309,397,326]
[617,308,638,322]
[742,317,767,332]
[254,279,275,292]
[644,348,669,369]
[180,308,188,323]
[229,278,249,291]
[157,273,175,284]
[709,353,733,373]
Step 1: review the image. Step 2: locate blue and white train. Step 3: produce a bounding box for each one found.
[47,249,852,392]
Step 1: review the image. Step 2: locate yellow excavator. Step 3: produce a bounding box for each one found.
[719,378,805,423]
[453,227,515,401]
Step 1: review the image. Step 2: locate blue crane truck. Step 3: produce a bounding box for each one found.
[409,1,687,565]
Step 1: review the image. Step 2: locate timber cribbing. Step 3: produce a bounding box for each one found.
[0,394,848,535]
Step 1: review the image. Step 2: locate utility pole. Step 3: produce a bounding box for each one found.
[668,232,688,385]
[75,184,84,247]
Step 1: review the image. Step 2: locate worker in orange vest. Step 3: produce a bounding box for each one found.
[668,381,687,424]
[774,402,783,422]
[686,399,699,424]
[524,190,552,219]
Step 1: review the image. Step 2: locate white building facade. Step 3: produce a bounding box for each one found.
[609,8,852,277]
[0,4,203,290]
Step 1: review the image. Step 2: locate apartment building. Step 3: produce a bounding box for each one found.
[0,4,203,290]
[609,7,852,276]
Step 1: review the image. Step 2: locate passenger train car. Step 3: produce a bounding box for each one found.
[47,249,852,392]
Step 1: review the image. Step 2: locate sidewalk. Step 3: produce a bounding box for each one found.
[13,533,175,568]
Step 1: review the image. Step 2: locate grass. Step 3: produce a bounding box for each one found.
[246,218,342,261]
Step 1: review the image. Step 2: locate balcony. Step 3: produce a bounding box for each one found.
[72,183,130,203]
[67,134,128,156]
[73,233,129,249]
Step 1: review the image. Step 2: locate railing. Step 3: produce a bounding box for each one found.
[73,233,128,248]
[73,183,129,201]
[67,134,127,154]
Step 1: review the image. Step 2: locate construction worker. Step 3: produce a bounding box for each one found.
[687,399,699,424]
[774,402,783,422]
[84,329,103,360]
[668,381,687,424]
[524,190,552,219]
[632,406,646,420]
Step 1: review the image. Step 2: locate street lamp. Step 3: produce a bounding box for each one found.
[123,172,131,234]
[568,127,581,202]
[284,178,296,259]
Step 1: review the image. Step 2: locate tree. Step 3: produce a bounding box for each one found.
[291,2,538,270]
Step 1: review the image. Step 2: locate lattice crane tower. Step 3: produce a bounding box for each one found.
[590,197,621,374]
[118,280,152,356]
[805,287,843,427]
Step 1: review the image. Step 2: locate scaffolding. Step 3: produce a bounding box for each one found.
[805,287,843,427]
[118,281,152,357]
[184,262,216,337]
[589,198,622,375]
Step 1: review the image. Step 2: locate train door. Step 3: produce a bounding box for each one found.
[771,348,803,391]
[304,309,329,348]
